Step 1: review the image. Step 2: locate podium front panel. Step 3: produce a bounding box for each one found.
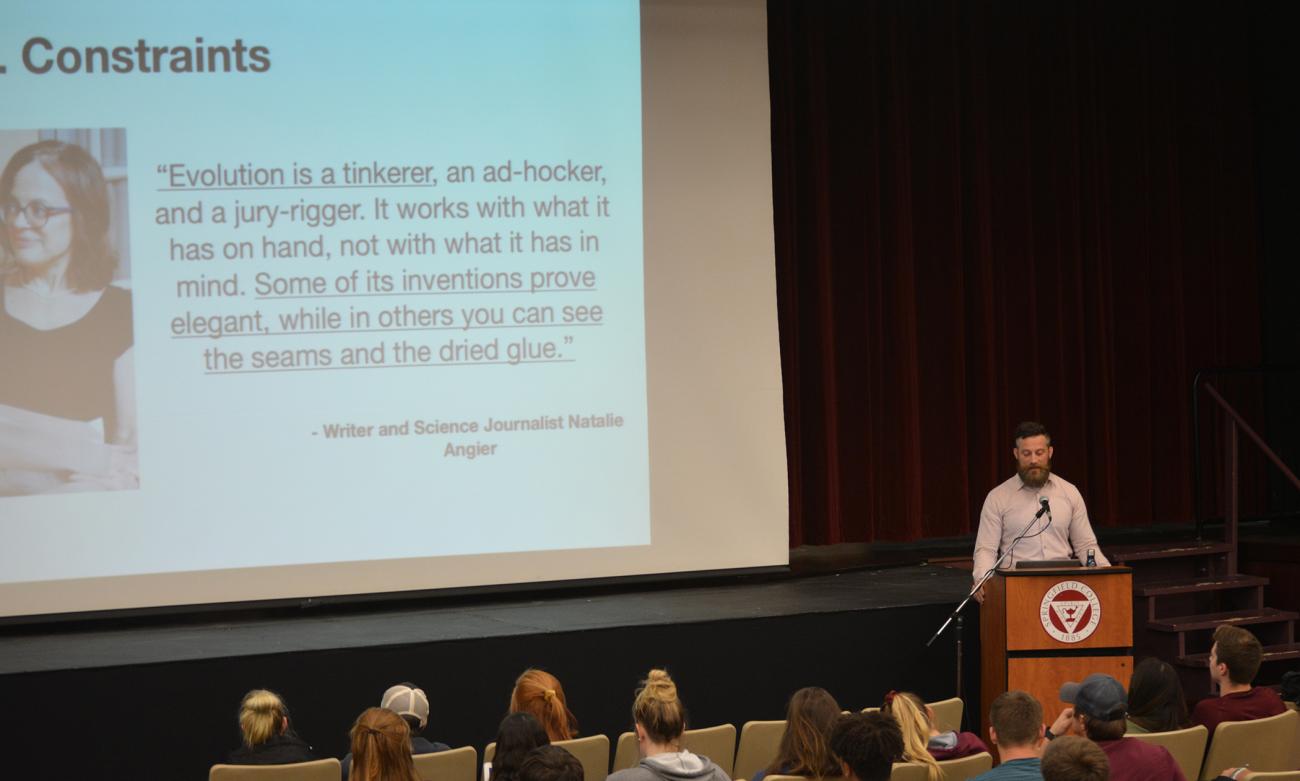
[1003,569,1132,651]
[1009,655,1132,723]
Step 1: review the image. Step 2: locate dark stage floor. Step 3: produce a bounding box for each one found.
[0,563,973,675]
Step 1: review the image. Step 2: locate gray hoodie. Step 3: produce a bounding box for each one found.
[608,751,731,781]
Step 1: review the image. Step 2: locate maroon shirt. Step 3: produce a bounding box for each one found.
[1191,687,1286,736]
[1096,738,1185,781]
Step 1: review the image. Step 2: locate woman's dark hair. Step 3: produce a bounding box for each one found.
[1126,657,1190,733]
[494,712,550,781]
[767,687,842,777]
[0,139,117,291]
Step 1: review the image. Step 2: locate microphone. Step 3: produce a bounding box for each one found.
[1033,497,1050,519]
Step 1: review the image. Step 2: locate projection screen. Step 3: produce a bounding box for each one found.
[0,0,785,619]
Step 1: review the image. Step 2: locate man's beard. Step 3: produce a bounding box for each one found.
[1019,462,1051,488]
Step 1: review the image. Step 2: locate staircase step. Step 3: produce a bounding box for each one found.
[1178,642,1300,668]
[1147,607,1299,633]
[1108,542,1233,562]
[1134,574,1268,597]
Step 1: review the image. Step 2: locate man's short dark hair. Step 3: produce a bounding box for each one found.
[1014,421,1051,447]
[829,712,903,781]
[519,745,584,781]
[1041,736,1109,781]
[989,691,1043,747]
[1213,624,1263,685]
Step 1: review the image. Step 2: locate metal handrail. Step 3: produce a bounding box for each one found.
[1191,366,1300,551]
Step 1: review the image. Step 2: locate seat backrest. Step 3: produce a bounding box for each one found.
[1200,709,1300,781]
[888,763,930,781]
[209,758,341,781]
[936,752,991,781]
[1241,773,1300,781]
[612,732,638,773]
[414,746,477,781]
[485,742,496,765]
[926,699,963,734]
[733,721,787,781]
[682,724,738,777]
[1126,725,1207,781]
[861,707,881,715]
[555,734,611,781]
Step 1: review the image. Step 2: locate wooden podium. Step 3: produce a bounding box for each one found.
[979,566,1132,748]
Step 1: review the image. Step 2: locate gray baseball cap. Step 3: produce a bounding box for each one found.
[1059,674,1127,721]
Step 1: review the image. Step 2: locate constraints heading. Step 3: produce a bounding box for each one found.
[15,37,271,75]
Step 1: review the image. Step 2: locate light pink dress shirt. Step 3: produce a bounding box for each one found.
[973,472,1110,582]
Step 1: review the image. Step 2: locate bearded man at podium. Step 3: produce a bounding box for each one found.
[972,421,1110,603]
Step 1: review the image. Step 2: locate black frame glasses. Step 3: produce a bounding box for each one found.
[1,200,74,229]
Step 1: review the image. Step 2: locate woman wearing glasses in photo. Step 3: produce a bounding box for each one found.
[0,139,137,495]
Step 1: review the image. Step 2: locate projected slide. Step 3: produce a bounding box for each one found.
[0,0,648,586]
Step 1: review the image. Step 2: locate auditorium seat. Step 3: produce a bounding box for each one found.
[682,724,738,776]
[887,763,929,781]
[209,758,341,781]
[1199,709,1300,781]
[613,725,737,775]
[936,753,992,781]
[414,746,476,781]
[1125,725,1207,781]
[732,720,786,781]
[926,698,963,734]
[1237,773,1300,781]
[613,732,637,772]
[555,735,612,781]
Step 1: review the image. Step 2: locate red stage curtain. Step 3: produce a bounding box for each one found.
[770,0,1264,545]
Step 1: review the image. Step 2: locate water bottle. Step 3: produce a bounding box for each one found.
[1086,549,1097,567]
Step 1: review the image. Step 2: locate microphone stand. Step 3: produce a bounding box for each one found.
[925,500,1051,725]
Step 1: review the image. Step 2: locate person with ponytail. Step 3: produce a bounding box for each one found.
[510,669,580,742]
[880,691,979,781]
[607,668,731,781]
[349,707,422,781]
[227,689,316,765]
[753,687,843,781]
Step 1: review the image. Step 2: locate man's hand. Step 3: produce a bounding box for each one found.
[1050,707,1076,737]
[972,585,986,604]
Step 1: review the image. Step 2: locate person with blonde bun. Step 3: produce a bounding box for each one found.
[607,669,730,781]
[510,668,579,742]
[227,689,316,765]
[349,707,421,781]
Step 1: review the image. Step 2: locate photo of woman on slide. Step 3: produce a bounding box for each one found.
[0,131,138,496]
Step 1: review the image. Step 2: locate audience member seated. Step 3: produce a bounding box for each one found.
[883,690,988,765]
[512,669,580,742]
[1124,659,1189,734]
[521,745,586,781]
[226,689,316,765]
[343,683,448,780]
[1040,736,1107,781]
[348,707,422,781]
[971,691,1044,781]
[606,668,731,781]
[752,686,843,781]
[828,712,904,781]
[1049,674,1184,781]
[491,713,551,781]
[1191,625,1286,736]
[1281,670,1300,706]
